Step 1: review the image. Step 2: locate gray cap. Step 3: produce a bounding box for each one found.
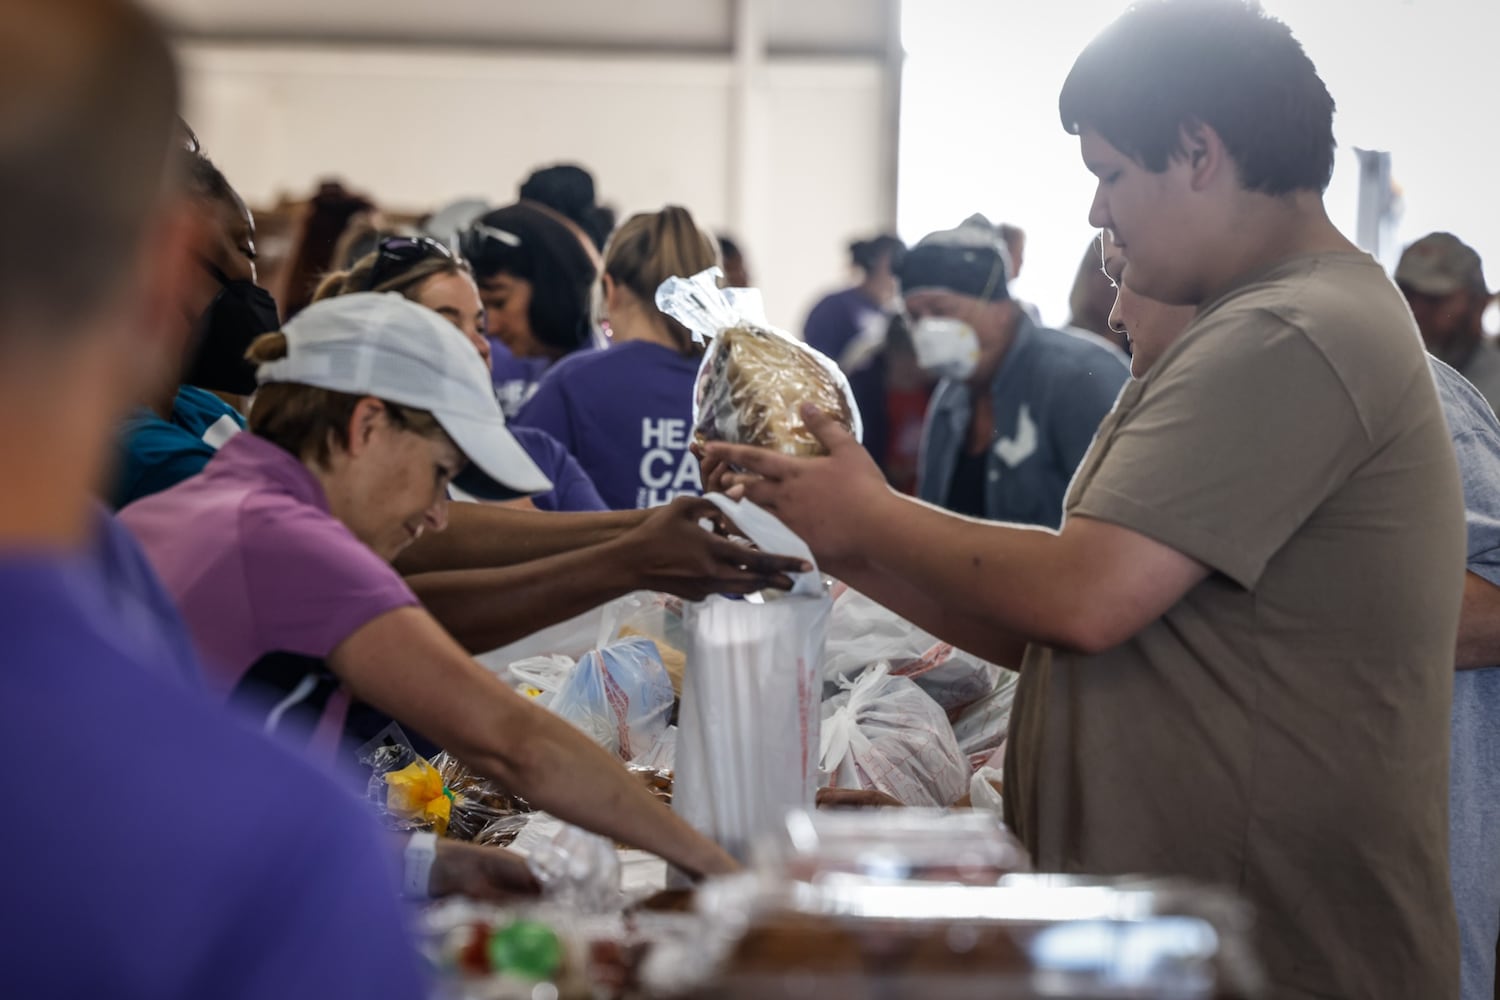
[1395,232,1487,296]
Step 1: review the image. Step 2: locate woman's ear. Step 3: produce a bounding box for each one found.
[344,396,386,458]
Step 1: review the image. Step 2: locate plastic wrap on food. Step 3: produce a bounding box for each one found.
[656,268,861,457]
[550,637,674,762]
[819,663,969,808]
[684,872,1264,1000]
[824,583,1006,716]
[356,726,528,842]
[508,814,623,914]
[758,807,1029,885]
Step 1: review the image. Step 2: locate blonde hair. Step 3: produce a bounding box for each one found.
[245,332,446,467]
[312,249,473,305]
[603,206,719,353]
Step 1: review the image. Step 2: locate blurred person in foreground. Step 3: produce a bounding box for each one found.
[0,1,427,996]
[706,2,1464,996]
[1397,231,1500,412]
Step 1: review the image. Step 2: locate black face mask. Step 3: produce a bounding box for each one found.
[187,259,281,396]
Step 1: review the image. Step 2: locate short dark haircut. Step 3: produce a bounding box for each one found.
[177,145,238,208]
[1059,0,1336,195]
[0,0,179,343]
[850,234,906,274]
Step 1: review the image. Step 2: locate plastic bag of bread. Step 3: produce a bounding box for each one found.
[656,267,862,456]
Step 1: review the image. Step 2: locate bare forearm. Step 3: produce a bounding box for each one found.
[851,492,1087,651]
[396,502,644,574]
[830,560,1030,668]
[1457,570,1500,670]
[408,543,636,653]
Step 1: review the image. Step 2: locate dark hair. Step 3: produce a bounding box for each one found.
[717,235,742,261]
[176,145,238,207]
[0,0,179,342]
[1058,0,1336,195]
[463,202,598,353]
[604,206,719,353]
[519,164,615,251]
[850,234,906,274]
[281,180,377,320]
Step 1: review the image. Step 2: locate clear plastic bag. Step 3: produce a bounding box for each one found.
[951,669,1020,772]
[549,637,674,762]
[824,583,1004,715]
[498,653,576,707]
[508,814,623,914]
[674,494,830,865]
[819,662,969,808]
[656,267,862,457]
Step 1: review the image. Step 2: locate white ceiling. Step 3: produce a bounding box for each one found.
[143,0,898,55]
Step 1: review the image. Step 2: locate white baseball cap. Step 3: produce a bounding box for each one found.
[256,292,552,498]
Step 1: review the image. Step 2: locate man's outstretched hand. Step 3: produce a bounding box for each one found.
[703,404,894,566]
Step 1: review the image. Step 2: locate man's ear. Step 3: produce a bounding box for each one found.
[1180,120,1231,192]
[344,397,386,458]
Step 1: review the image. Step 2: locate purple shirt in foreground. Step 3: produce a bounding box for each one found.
[0,542,425,999]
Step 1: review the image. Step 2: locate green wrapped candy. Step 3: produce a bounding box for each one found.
[487,920,563,981]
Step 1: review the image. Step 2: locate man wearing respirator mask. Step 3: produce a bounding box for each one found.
[902,214,1127,528]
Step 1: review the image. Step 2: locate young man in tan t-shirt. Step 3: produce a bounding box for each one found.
[705,2,1464,997]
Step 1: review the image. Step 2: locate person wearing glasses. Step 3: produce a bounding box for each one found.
[314,235,608,513]
[120,293,802,882]
[511,205,720,510]
[461,202,601,418]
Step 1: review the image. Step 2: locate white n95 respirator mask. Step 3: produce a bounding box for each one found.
[911,316,980,381]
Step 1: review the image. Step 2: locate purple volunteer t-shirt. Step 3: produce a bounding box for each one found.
[509,425,608,512]
[513,339,702,510]
[119,433,418,752]
[0,550,426,999]
[489,339,552,419]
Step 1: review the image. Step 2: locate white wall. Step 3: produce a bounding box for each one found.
[899,0,1500,329]
[161,0,901,332]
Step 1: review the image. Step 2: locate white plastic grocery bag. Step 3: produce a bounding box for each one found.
[819,662,970,808]
[672,494,829,864]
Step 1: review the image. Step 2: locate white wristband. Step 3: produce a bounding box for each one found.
[403,832,438,898]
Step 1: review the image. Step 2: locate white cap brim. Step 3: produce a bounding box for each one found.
[432,408,553,498]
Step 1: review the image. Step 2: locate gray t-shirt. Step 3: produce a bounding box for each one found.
[1430,356,1500,1000]
[1005,252,1464,1000]
[1458,340,1500,415]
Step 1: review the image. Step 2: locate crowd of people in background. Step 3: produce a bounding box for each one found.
[6,0,1500,998]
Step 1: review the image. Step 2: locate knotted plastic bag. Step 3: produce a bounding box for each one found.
[823,583,1005,715]
[549,637,674,762]
[819,662,969,808]
[656,267,861,457]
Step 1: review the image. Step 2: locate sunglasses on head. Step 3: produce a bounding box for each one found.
[458,223,522,269]
[364,235,455,291]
